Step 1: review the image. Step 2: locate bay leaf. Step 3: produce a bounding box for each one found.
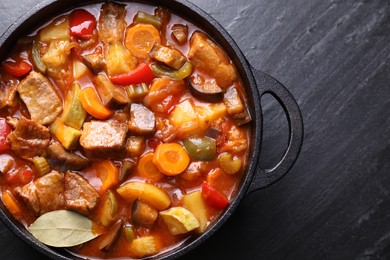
[28,210,99,247]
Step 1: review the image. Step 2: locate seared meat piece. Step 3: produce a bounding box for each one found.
[17,72,62,125]
[15,171,65,216]
[7,117,50,159]
[0,79,17,109]
[128,103,155,135]
[83,52,105,73]
[99,2,127,45]
[188,31,237,89]
[80,120,128,158]
[65,171,99,215]
[47,142,90,171]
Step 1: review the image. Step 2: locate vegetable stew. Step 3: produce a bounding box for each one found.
[0,1,251,258]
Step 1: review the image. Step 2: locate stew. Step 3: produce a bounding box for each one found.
[0,1,251,258]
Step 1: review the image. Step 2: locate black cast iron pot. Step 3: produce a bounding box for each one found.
[0,0,304,259]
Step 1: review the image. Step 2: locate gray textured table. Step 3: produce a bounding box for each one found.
[1,0,390,259]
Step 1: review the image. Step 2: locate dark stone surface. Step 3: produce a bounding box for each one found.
[1,0,390,259]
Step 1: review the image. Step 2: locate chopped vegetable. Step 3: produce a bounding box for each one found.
[182,191,208,233]
[82,51,105,73]
[1,60,31,77]
[95,160,119,193]
[99,219,123,251]
[132,198,158,227]
[79,87,113,120]
[126,83,149,100]
[150,61,192,80]
[149,43,187,70]
[47,142,90,171]
[1,190,22,217]
[169,99,201,137]
[32,40,47,74]
[0,155,14,174]
[117,182,171,210]
[109,63,155,85]
[126,136,145,157]
[40,17,70,43]
[223,85,244,115]
[201,181,229,210]
[171,24,188,45]
[119,159,136,182]
[137,152,163,182]
[70,9,96,39]
[125,24,161,58]
[5,167,34,186]
[94,74,129,107]
[61,82,87,130]
[106,42,137,77]
[124,224,136,242]
[144,78,184,113]
[50,118,81,150]
[183,137,216,161]
[153,143,190,176]
[160,206,199,235]
[98,190,118,227]
[188,75,223,102]
[196,102,227,131]
[218,152,242,175]
[32,157,51,176]
[0,118,11,153]
[133,11,163,30]
[130,236,159,258]
[73,60,89,79]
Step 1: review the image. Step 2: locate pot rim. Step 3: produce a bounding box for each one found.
[0,0,262,259]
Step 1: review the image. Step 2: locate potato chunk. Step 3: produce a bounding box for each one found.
[160,206,200,235]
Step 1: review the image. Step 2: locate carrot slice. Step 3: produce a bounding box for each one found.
[80,87,113,120]
[95,160,119,194]
[138,152,164,182]
[1,190,22,217]
[125,24,161,58]
[153,143,190,176]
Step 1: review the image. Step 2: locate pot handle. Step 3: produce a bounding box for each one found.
[247,68,304,194]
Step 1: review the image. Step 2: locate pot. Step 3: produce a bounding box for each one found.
[0,0,304,259]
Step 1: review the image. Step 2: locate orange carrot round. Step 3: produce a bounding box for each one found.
[153,143,190,176]
[80,87,113,120]
[95,160,119,193]
[138,152,164,182]
[125,24,161,58]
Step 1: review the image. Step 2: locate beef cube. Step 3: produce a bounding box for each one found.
[80,120,128,158]
[99,2,127,45]
[188,31,237,89]
[65,171,99,215]
[15,171,65,216]
[17,72,62,125]
[128,103,155,135]
[7,117,50,159]
[0,79,17,109]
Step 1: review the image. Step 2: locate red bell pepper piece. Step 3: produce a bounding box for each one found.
[0,118,11,153]
[1,60,31,77]
[109,63,155,85]
[201,181,229,210]
[5,167,34,186]
[70,9,97,39]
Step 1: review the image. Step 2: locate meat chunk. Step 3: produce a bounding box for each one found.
[128,103,155,135]
[188,31,237,89]
[7,117,50,159]
[99,2,127,45]
[0,79,17,109]
[17,72,62,125]
[47,142,90,171]
[80,120,128,158]
[15,171,65,216]
[65,171,99,215]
